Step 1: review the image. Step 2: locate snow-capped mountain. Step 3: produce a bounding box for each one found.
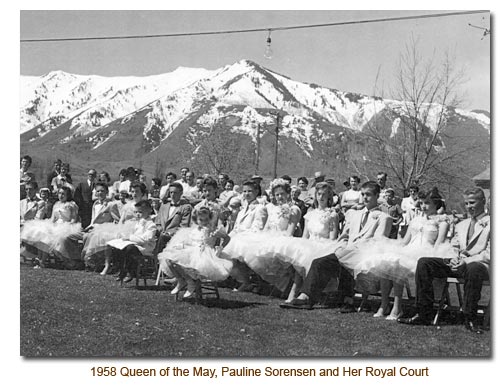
[20,59,490,188]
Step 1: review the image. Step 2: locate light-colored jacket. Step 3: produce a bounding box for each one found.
[452,214,490,270]
[90,199,121,225]
[336,207,392,255]
[230,199,268,235]
[129,218,157,256]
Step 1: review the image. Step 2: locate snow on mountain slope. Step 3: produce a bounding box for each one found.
[20,67,214,136]
[20,59,490,157]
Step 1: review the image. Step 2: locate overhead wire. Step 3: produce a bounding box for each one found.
[21,10,488,43]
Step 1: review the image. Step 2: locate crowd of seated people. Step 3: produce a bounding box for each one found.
[20,155,490,334]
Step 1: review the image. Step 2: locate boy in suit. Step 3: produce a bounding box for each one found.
[398,187,490,333]
[155,182,192,254]
[281,181,392,311]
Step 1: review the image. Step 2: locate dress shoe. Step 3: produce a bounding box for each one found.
[123,275,134,283]
[464,318,484,334]
[397,313,431,326]
[237,283,255,292]
[339,303,357,313]
[386,311,404,321]
[279,298,313,310]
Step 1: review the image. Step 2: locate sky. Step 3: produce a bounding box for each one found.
[20,10,490,111]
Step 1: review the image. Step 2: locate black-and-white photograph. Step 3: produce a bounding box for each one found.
[19,9,490,358]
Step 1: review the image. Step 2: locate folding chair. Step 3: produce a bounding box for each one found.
[433,277,491,326]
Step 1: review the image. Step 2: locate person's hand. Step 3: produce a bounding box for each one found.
[450,258,466,273]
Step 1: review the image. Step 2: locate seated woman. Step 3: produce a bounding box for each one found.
[82,182,147,273]
[282,182,340,302]
[340,187,453,320]
[224,178,301,293]
[109,200,157,283]
[21,186,81,268]
[158,206,232,298]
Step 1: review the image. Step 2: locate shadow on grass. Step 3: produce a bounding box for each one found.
[184,297,267,309]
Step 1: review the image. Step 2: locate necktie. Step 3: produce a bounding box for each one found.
[467,218,477,244]
[360,211,368,231]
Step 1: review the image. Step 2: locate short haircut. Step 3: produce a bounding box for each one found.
[166,172,177,180]
[409,185,419,192]
[130,182,147,195]
[134,199,153,214]
[94,182,109,192]
[21,155,32,165]
[203,177,218,189]
[61,163,70,170]
[297,176,309,186]
[226,179,234,186]
[385,188,395,196]
[463,187,485,201]
[350,175,361,183]
[99,171,110,183]
[180,167,190,172]
[425,187,445,210]
[169,181,183,193]
[196,206,213,219]
[59,185,73,201]
[280,175,292,183]
[377,172,388,178]
[126,166,136,178]
[152,177,162,186]
[361,181,381,195]
[25,181,38,190]
[242,180,258,192]
[119,168,128,176]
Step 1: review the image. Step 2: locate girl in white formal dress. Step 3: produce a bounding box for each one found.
[82,182,147,273]
[158,206,232,299]
[224,178,301,292]
[21,186,80,267]
[340,188,453,320]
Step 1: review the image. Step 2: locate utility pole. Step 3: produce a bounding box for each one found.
[254,123,261,175]
[269,109,284,179]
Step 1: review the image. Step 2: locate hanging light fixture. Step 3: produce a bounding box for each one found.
[264,29,273,59]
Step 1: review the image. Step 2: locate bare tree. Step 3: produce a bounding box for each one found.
[185,122,254,178]
[351,37,485,197]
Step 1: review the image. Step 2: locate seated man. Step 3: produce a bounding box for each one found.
[398,187,490,333]
[155,182,192,254]
[281,181,392,311]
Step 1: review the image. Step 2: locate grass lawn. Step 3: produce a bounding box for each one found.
[20,264,490,357]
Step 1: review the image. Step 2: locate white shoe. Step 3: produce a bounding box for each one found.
[183,290,194,299]
[170,280,185,295]
[386,311,404,321]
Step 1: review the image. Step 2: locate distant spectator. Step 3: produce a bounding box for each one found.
[20,155,36,200]
[50,163,74,193]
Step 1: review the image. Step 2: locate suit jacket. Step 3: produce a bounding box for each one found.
[336,207,392,255]
[90,199,121,225]
[155,199,192,235]
[230,199,268,235]
[20,197,40,222]
[74,180,95,210]
[451,214,490,270]
[129,218,157,256]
